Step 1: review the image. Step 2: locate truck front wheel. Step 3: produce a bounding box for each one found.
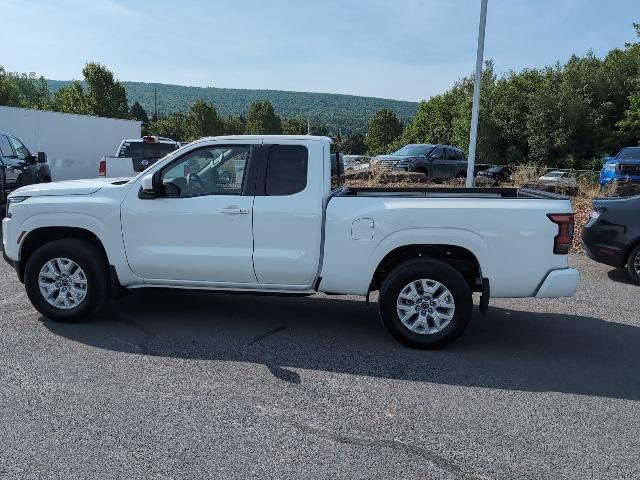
[379,259,473,349]
[24,239,108,322]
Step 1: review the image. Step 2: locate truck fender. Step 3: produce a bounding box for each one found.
[368,227,491,284]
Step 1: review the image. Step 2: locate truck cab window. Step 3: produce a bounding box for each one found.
[0,136,15,157]
[8,137,29,160]
[161,146,249,197]
[265,145,308,196]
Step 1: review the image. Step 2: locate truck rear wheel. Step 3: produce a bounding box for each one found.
[378,259,473,349]
[627,244,640,285]
[24,239,108,322]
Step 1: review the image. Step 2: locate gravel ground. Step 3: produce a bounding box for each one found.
[1,254,639,479]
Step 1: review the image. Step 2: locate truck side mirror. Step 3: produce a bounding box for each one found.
[37,151,47,163]
[139,170,165,199]
[26,154,37,165]
[141,173,156,193]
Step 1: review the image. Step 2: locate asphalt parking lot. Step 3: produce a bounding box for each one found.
[1,253,639,479]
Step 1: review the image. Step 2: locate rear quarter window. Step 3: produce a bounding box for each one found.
[265,145,308,196]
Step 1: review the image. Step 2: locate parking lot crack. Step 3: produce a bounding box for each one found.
[118,317,157,355]
[245,325,287,347]
[286,420,482,479]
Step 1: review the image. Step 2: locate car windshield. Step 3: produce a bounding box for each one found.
[487,166,503,173]
[546,171,564,177]
[616,147,640,160]
[119,141,178,159]
[392,145,434,157]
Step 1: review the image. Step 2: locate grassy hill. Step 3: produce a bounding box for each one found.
[48,80,418,133]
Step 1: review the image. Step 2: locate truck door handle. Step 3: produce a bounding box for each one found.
[221,207,249,214]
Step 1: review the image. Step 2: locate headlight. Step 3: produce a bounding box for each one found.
[590,209,600,220]
[603,163,616,171]
[8,196,29,205]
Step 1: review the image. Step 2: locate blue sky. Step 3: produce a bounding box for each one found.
[2,0,638,102]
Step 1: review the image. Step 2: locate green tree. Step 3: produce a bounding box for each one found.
[53,81,87,114]
[148,113,189,141]
[51,62,129,119]
[186,100,223,139]
[222,115,246,134]
[82,62,129,118]
[246,100,282,134]
[366,108,403,155]
[342,133,367,154]
[129,101,149,124]
[282,116,308,134]
[618,85,640,143]
[0,67,51,109]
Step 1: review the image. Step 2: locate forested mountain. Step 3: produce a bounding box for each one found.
[47,80,418,134]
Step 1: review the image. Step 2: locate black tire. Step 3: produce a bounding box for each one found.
[627,244,640,286]
[378,258,473,349]
[24,239,109,322]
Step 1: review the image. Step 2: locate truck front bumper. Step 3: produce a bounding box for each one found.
[2,216,23,282]
[535,268,580,298]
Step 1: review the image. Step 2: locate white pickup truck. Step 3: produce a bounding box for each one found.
[99,136,180,178]
[2,135,579,348]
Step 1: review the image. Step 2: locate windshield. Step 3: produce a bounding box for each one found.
[487,166,503,173]
[617,147,640,160]
[545,171,564,177]
[392,145,434,157]
[118,141,178,159]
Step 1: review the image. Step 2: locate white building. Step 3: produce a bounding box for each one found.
[0,105,141,181]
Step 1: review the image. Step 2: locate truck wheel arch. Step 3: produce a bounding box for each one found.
[369,244,483,294]
[18,227,110,282]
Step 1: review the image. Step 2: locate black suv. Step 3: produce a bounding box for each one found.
[374,144,468,180]
[0,131,50,202]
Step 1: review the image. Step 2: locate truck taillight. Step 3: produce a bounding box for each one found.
[98,160,106,177]
[547,213,574,255]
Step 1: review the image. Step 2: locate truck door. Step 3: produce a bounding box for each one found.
[121,143,257,284]
[0,135,21,193]
[428,146,446,179]
[444,147,461,178]
[252,141,324,287]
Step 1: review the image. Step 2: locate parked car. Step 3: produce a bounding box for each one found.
[539,170,575,182]
[476,165,511,183]
[374,144,468,180]
[582,193,640,284]
[0,131,50,203]
[3,135,579,348]
[99,136,181,178]
[599,147,640,187]
[343,155,370,171]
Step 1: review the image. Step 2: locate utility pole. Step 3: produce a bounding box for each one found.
[465,0,488,188]
[153,88,158,122]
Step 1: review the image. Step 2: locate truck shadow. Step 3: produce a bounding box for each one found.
[606,267,636,286]
[40,288,640,401]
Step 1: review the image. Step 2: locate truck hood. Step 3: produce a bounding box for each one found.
[9,178,129,198]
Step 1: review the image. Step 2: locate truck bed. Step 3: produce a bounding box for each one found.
[336,186,569,199]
